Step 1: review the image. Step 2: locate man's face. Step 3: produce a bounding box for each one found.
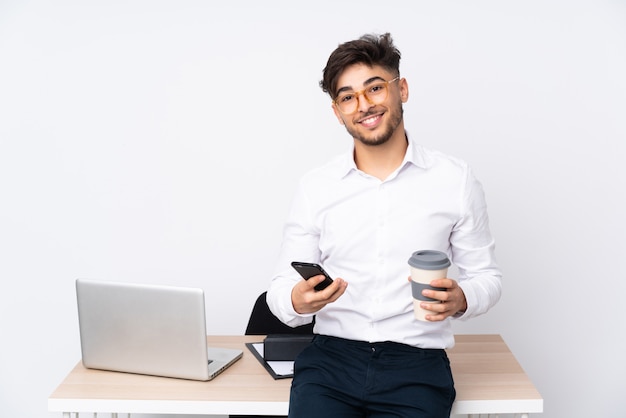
[332,64,408,147]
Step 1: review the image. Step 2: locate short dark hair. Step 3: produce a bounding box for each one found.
[320,33,401,99]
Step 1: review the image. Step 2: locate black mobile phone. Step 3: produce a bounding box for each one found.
[291,261,334,291]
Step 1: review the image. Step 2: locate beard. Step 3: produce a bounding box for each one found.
[343,104,404,147]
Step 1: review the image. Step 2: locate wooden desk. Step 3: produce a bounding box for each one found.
[49,334,542,417]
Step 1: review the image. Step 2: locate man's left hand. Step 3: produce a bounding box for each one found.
[420,278,467,321]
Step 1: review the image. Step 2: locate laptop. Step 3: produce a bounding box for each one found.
[76,278,243,381]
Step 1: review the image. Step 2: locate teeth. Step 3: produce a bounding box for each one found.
[362,116,378,124]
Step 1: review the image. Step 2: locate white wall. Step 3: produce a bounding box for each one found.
[1,1,625,417]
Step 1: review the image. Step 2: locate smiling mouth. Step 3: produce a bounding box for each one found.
[358,113,383,128]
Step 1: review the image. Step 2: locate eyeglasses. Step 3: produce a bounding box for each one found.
[333,77,400,115]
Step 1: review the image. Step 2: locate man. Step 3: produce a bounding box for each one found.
[267,33,502,418]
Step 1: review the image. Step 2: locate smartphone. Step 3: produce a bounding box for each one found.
[291,261,334,291]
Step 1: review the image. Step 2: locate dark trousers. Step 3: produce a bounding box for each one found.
[288,335,455,418]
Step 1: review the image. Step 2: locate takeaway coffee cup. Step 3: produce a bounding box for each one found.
[408,250,451,321]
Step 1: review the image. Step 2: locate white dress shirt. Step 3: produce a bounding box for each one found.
[267,138,502,349]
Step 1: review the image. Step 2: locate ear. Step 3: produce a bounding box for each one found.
[331,102,345,125]
[400,77,409,103]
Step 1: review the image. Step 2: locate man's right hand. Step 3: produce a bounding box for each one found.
[291,275,348,314]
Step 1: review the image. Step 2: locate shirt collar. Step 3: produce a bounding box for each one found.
[404,135,430,170]
[337,133,430,179]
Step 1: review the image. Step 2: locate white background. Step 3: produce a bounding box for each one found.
[1,1,625,417]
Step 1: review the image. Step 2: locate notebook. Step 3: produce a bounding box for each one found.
[75,278,243,381]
